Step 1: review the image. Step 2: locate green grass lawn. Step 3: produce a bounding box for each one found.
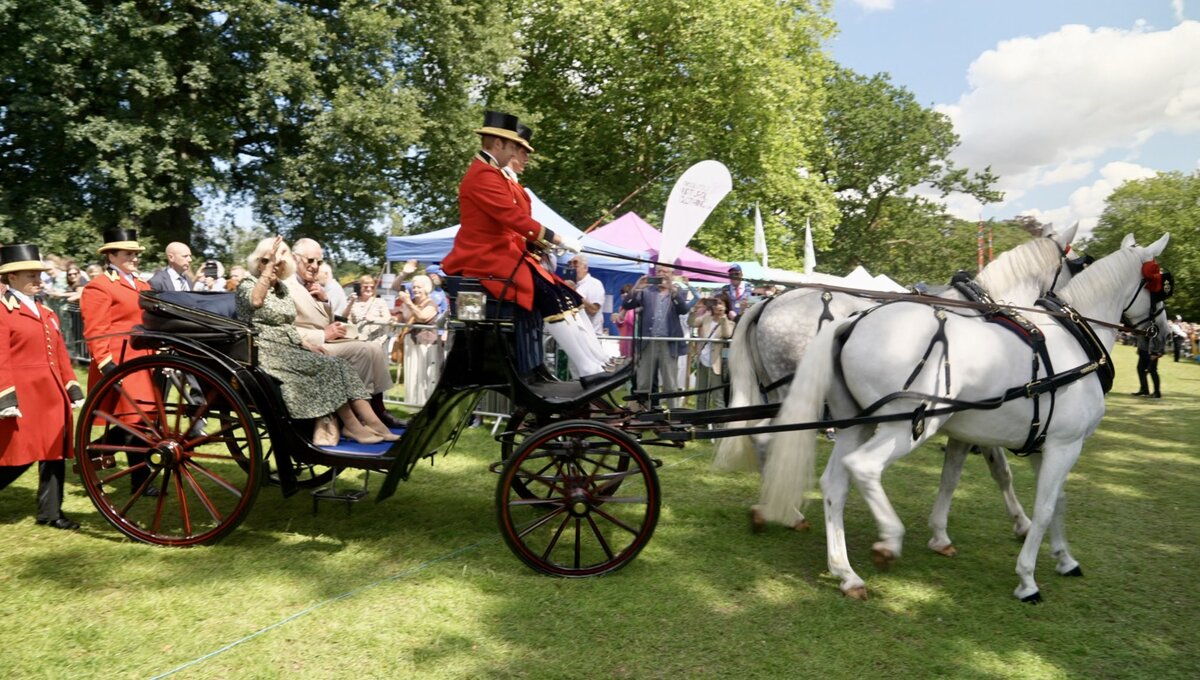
[2,344,1197,678]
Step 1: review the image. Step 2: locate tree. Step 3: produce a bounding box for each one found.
[815,66,1001,274]
[502,0,838,271]
[1084,171,1200,320]
[0,1,512,266]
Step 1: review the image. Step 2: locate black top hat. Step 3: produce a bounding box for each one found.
[475,110,526,147]
[515,123,535,153]
[98,227,144,253]
[0,243,51,275]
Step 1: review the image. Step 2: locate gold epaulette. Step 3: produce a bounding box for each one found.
[0,295,18,312]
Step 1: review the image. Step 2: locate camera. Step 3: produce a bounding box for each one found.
[202,261,218,278]
[352,282,362,296]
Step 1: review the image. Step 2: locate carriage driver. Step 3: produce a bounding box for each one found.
[440,110,611,378]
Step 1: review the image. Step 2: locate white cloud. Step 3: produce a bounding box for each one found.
[940,21,1200,178]
[1173,0,1186,23]
[850,0,895,12]
[1018,161,1158,238]
[929,20,1198,234]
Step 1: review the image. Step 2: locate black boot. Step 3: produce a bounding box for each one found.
[370,393,407,430]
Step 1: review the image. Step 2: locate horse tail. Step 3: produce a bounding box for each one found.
[754,318,844,527]
[713,298,769,472]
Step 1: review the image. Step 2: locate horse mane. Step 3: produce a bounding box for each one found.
[974,237,1061,296]
[1058,246,1139,312]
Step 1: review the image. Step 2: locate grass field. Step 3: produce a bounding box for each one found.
[1,344,1197,678]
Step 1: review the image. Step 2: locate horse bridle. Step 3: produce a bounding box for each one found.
[1120,260,1172,338]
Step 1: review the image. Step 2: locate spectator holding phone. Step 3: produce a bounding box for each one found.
[344,275,392,345]
[193,260,227,292]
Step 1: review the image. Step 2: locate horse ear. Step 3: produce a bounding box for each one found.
[1143,233,1170,260]
[1051,223,1078,249]
[1120,233,1137,248]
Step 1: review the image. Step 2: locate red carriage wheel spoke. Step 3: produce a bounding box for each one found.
[540,514,573,561]
[110,382,165,441]
[184,459,246,497]
[177,463,225,523]
[585,515,616,561]
[515,504,570,539]
[588,504,642,535]
[150,470,171,534]
[118,470,162,516]
[172,470,193,536]
[93,409,160,448]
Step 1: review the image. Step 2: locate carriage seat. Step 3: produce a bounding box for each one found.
[138,291,255,364]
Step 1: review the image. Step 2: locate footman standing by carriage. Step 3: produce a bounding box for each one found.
[441,110,610,378]
[0,244,87,529]
[79,228,159,495]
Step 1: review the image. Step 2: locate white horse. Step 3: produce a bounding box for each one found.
[717,227,1079,554]
[757,234,1169,602]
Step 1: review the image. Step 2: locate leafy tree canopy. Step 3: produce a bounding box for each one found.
[1084,171,1200,320]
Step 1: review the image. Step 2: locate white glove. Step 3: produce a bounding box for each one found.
[557,236,582,254]
[72,399,86,409]
[0,406,22,419]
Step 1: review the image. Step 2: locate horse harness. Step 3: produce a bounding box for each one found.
[831,278,1115,455]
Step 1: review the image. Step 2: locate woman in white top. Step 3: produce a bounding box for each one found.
[343,275,392,346]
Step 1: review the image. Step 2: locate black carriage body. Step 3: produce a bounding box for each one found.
[73,288,658,576]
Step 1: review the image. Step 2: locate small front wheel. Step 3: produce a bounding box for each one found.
[496,420,660,577]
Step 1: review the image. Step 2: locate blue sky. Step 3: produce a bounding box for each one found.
[829,0,1199,237]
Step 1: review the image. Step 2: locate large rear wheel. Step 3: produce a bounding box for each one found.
[75,355,263,546]
[496,420,660,577]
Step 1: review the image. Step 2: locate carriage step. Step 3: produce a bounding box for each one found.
[312,470,371,515]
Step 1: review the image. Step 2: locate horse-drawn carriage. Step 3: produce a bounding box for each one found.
[73,279,659,577]
[74,232,1171,601]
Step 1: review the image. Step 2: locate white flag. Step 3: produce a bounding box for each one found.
[753,203,767,267]
[659,160,733,267]
[803,217,816,274]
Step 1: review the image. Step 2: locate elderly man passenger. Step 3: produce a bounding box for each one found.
[286,238,404,428]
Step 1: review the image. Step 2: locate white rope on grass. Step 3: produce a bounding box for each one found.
[151,448,709,678]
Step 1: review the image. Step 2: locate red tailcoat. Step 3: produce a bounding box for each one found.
[80,271,155,425]
[0,294,82,466]
[442,156,557,311]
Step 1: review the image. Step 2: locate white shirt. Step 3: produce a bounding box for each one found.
[8,288,40,318]
[325,280,349,316]
[173,270,191,291]
[574,273,606,335]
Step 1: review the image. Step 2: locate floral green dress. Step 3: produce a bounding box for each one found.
[235,276,369,419]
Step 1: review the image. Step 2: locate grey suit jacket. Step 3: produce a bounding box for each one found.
[149,268,193,293]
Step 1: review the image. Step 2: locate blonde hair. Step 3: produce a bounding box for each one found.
[247,237,296,279]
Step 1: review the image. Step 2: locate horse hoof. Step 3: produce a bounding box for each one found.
[749,508,766,534]
[1020,591,1043,604]
[931,543,957,557]
[843,586,869,601]
[871,547,897,570]
[793,518,812,532]
[1061,565,1083,577]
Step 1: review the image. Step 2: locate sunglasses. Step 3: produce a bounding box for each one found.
[299,256,324,267]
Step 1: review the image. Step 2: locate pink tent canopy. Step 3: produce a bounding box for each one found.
[587,212,730,282]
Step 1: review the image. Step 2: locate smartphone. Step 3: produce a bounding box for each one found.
[202,262,218,278]
[352,282,362,296]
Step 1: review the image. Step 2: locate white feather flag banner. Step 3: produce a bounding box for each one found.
[659,160,733,267]
[803,217,816,274]
[753,203,767,267]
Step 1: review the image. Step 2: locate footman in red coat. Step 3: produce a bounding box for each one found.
[0,244,86,529]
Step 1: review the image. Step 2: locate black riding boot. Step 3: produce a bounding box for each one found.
[370,393,406,430]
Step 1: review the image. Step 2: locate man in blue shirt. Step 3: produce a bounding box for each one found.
[623,264,697,404]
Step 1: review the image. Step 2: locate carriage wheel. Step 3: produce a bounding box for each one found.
[500,400,628,501]
[496,420,660,577]
[75,355,263,546]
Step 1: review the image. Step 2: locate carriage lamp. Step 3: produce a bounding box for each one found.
[457,291,486,321]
